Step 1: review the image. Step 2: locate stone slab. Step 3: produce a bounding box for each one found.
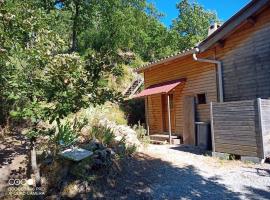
[60,148,93,162]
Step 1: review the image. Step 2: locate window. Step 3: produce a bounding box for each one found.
[197,93,207,104]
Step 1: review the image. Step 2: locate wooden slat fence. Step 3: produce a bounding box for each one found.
[211,99,270,158]
[260,99,270,158]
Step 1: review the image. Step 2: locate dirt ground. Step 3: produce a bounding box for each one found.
[0,133,29,199]
[1,135,270,200]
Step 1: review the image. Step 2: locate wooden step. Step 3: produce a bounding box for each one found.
[149,134,181,145]
[150,134,178,141]
[150,140,168,145]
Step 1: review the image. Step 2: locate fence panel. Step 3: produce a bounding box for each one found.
[211,100,260,157]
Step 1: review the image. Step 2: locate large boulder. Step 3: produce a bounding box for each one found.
[99,118,141,148]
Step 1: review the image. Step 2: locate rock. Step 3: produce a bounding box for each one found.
[116,144,125,154]
[80,125,91,137]
[99,118,141,149]
[92,149,112,169]
[62,183,79,198]
[60,147,93,162]
[82,139,104,151]
[107,148,116,156]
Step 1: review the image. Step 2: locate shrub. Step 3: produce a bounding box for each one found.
[90,125,115,146]
[75,103,127,127]
[133,123,150,146]
[55,123,78,147]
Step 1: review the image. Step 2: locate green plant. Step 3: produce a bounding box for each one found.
[90,125,115,146]
[125,145,137,155]
[55,123,77,147]
[133,123,150,146]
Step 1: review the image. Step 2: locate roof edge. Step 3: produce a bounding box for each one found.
[134,49,196,73]
[199,0,269,52]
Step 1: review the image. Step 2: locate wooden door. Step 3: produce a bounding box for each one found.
[183,96,196,145]
[162,94,175,133]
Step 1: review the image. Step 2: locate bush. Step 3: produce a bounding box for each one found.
[90,125,115,146]
[133,123,150,146]
[55,123,78,147]
[75,103,127,126]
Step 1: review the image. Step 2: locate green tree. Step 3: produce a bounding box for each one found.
[172,0,218,50]
[0,0,122,187]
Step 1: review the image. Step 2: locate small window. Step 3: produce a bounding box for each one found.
[197,93,207,104]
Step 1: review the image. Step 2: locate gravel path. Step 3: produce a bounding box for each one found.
[106,144,270,200]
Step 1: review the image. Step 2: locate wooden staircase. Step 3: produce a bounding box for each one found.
[123,75,144,99]
[150,134,181,145]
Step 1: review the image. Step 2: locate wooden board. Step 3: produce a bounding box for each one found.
[183,96,196,145]
[260,99,270,158]
[162,94,175,133]
[211,100,260,157]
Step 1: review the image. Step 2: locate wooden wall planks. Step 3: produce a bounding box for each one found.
[260,99,270,158]
[211,100,259,157]
[144,54,217,136]
[212,99,270,158]
[215,7,270,102]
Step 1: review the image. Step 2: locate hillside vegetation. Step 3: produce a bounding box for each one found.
[0,0,218,198]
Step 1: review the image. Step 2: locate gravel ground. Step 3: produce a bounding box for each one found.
[143,145,270,200]
[1,138,269,200]
[105,144,270,200]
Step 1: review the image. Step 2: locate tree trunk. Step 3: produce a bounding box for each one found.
[70,1,80,52]
[30,138,41,188]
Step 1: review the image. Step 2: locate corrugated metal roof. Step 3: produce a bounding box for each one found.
[133,78,186,98]
[134,48,196,72]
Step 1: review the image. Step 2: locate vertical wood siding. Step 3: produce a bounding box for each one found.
[216,8,270,101]
[144,55,218,136]
[147,94,163,134]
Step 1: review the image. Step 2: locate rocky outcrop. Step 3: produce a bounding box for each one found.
[99,118,141,149]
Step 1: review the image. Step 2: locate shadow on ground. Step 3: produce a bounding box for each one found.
[40,152,270,200]
[0,132,30,198]
[169,145,210,155]
[245,186,270,200]
[0,133,29,167]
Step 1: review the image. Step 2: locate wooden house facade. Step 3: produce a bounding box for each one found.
[134,0,270,162]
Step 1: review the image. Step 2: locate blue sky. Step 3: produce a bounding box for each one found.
[148,0,251,27]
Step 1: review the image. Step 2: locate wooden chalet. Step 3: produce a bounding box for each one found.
[131,0,270,162]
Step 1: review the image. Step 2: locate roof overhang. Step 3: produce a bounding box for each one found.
[133,78,186,98]
[199,0,270,52]
[134,0,270,73]
[134,49,195,73]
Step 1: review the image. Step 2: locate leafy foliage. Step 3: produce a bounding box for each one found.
[90,125,115,146]
[172,0,218,50]
[55,123,77,146]
[0,0,219,142]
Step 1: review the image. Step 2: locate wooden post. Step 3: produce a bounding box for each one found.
[167,94,172,144]
[257,98,265,159]
[146,96,150,136]
[210,102,216,152]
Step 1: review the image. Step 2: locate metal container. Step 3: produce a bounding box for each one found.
[195,122,211,150]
